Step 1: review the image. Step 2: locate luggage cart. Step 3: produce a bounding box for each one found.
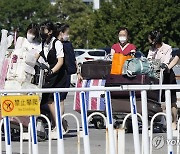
[74,79,106,129]
[0,62,48,140]
[75,60,164,132]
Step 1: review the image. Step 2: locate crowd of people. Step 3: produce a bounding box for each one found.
[13,21,82,132]
[11,21,180,131]
[110,27,179,130]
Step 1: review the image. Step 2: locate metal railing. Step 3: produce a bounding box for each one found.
[0,84,180,154]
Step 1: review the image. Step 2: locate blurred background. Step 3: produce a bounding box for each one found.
[0,0,179,54]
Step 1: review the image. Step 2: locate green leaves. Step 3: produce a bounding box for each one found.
[0,0,179,51]
[0,0,57,36]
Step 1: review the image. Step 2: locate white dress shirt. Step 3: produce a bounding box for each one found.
[147,43,172,64]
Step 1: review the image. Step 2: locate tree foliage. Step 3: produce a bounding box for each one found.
[55,0,93,48]
[0,0,179,52]
[0,0,57,36]
[89,0,180,53]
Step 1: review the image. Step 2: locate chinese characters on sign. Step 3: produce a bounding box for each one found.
[0,95,40,117]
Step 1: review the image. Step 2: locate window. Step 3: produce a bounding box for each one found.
[88,51,106,56]
[74,51,85,57]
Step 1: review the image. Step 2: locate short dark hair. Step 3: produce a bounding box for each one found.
[149,30,162,44]
[54,23,70,37]
[40,21,55,34]
[26,23,39,38]
[118,27,129,36]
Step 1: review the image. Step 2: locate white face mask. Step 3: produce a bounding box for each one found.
[119,36,127,44]
[27,33,35,43]
[63,35,70,41]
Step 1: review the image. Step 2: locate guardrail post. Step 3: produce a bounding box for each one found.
[62,113,81,154]
[0,119,3,154]
[11,117,23,154]
[141,90,149,154]
[30,115,38,154]
[129,91,141,154]
[165,90,173,154]
[38,114,52,154]
[105,91,116,154]
[87,112,108,154]
[177,118,180,154]
[28,123,31,154]
[54,92,65,154]
[118,128,125,154]
[122,113,143,154]
[80,92,91,154]
[149,112,166,154]
[4,116,12,154]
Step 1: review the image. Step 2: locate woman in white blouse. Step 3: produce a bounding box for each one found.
[147,30,177,130]
[36,21,67,132]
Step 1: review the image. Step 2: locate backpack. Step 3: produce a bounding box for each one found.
[41,39,77,75]
[110,53,132,75]
[122,57,154,77]
[63,41,77,75]
[6,48,36,82]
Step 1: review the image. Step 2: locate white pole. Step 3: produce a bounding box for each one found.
[105,91,116,154]
[80,92,91,154]
[129,91,141,154]
[54,92,65,154]
[30,116,38,154]
[4,117,12,154]
[141,90,149,154]
[118,129,125,154]
[39,114,52,154]
[0,119,4,154]
[114,129,118,154]
[93,0,100,10]
[165,90,173,154]
[28,124,31,154]
[177,118,180,153]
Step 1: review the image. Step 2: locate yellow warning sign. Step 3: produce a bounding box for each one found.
[0,95,40,117]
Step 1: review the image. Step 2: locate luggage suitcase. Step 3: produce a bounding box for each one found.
[105,74,159,98]
[74,79,106,112]
[1,62,45,129]
[111,98,162,116]
[81,60,111,79]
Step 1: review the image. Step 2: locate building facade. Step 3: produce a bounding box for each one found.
[50,0,111,9]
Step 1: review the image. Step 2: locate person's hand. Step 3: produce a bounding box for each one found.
[39,63,53,75]
[39,63,49,70]
[77,73,83,82]
[160,63,169,72]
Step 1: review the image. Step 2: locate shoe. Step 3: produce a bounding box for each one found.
[51,127,57,132]
[62,119,69,135]
[51,120,69,135]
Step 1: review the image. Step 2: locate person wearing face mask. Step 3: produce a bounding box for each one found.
[147,30,177,130]
[6,23,40,84]
[54,23,82,128]
[111,27,136,56]
[15,23,40,50]
[36,21,67,133]
[110,27,136,74]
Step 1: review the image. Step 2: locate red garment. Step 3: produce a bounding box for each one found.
[112,43,136,55]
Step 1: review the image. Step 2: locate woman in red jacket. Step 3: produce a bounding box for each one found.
[111,27,136,56]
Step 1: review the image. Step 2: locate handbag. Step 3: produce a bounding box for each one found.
[110,53,132,74]
[122,57,152,77]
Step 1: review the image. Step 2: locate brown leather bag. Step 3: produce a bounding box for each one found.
[81,60,112,79]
